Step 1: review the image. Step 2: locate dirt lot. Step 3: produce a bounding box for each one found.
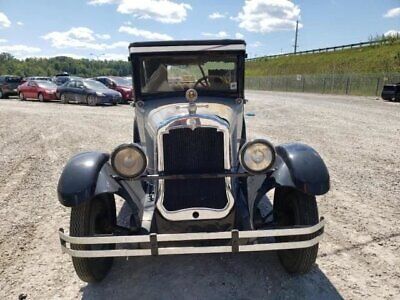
[0,91,399,299]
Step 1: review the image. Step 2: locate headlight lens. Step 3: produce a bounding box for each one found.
[111,144,147,178]
[239,139,275,174]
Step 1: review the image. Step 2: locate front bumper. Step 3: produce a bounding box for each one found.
[59,218,325,258]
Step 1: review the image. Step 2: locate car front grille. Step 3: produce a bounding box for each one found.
[162,127,228,211]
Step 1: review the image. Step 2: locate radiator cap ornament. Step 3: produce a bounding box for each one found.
[185,88,198,103]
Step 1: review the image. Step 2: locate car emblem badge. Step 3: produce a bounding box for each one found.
[185,89,198,114]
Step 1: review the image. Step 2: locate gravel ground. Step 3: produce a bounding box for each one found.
[0,91,399,300]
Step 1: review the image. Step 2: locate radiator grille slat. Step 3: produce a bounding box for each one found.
[162,127,227,211]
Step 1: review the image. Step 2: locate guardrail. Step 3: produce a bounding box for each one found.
[247,38,400,61]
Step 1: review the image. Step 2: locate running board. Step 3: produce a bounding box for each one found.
[59,218,325,258]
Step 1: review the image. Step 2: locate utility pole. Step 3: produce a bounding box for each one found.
[294,20,299,54]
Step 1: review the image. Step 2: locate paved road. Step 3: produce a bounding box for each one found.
[0,91,399,299]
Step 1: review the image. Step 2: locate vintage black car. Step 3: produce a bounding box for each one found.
[58,40,330,283]
[381,83,400,101]
[56,78,121,106]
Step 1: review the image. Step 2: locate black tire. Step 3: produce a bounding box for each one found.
[273,187,319,274]
[0,90,8,99]
[87,95,97,106]
[70,194,116,283]
[60,94,68,104]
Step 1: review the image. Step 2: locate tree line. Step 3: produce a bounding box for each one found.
[0,53,131,77]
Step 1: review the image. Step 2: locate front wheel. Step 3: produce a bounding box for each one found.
[273,187,319,274]
[38,93,44,102]
[60,94,68,104]
[19,92,25,101]
[70,194,116,282]
[87,95,97,106]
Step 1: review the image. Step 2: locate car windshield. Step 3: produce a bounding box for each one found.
[139,54,238,94]
[6,76,21,83]
[84,80,107,90]
[37,81,57,88]
[112,77,132,87]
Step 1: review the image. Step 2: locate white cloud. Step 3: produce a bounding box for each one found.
[250,41,262,47]
[209,12,226,19]
[88,0,191,24]
[235,32,244,39]
[236,0,301,33]
[42,27,128,50]
[384,30,400,37]
[384,7,400,18]
[0,12,11,28]
[0,44,41,58]
[96,33,111,40]
[201,31,229,38]
[0,38,7,43]
[17,21,24,26]
[119,26,173,40]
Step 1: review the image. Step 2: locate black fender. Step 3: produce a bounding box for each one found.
[57,152,120,207]
[247,143,329,228]
[272,143,330,195]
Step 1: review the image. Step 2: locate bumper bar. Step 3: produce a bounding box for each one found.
[59,218,325,258]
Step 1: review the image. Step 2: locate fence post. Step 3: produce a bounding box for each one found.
[302,76,305,92]
[375,77,380,96]
[345,77,351,95]
[323,78,326,94]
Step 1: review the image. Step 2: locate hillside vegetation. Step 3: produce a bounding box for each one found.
[0,53,131,77]
[246,42,400,76]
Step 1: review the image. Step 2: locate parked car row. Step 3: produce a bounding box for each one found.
[0,74,134,106]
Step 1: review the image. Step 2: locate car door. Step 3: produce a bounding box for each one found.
[64,81,76,101]
[75,81,86,103]
[25,81,34,98]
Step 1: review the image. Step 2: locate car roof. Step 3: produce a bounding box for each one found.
[129,39,246,54]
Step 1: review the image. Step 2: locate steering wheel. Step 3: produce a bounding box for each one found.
[194,76,210,88]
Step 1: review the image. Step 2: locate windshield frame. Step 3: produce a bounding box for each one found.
[131,50,245,101]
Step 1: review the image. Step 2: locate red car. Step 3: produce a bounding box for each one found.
[93,76,133,103]
[17,80,58,102]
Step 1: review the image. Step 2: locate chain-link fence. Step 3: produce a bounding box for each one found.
[246,73,400,96]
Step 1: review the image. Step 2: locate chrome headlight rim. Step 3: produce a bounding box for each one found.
[239,139,276,174]
[111,143,147,178]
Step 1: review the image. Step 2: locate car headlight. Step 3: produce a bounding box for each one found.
[96,92,104,96]
[239,139,276,174]
[111,144,147,178]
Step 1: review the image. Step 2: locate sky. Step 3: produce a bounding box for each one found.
[0,0,399,60]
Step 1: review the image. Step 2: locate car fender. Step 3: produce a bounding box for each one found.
[57,152,115,207]
[272,143,330,195]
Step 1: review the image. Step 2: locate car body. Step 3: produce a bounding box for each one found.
[53,73,74,86]
[0,75,23,98]
[57,40,330,283]
[56,78,121,106]
[381,83,400,101]
[93,76,133,103]
[17,80,58,101]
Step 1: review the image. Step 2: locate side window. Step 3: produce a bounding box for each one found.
[67,81,76,88]
[76,81,84,89]
[106,79,113,87]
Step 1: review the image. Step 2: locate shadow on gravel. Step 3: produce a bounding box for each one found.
[80,202,343,300]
